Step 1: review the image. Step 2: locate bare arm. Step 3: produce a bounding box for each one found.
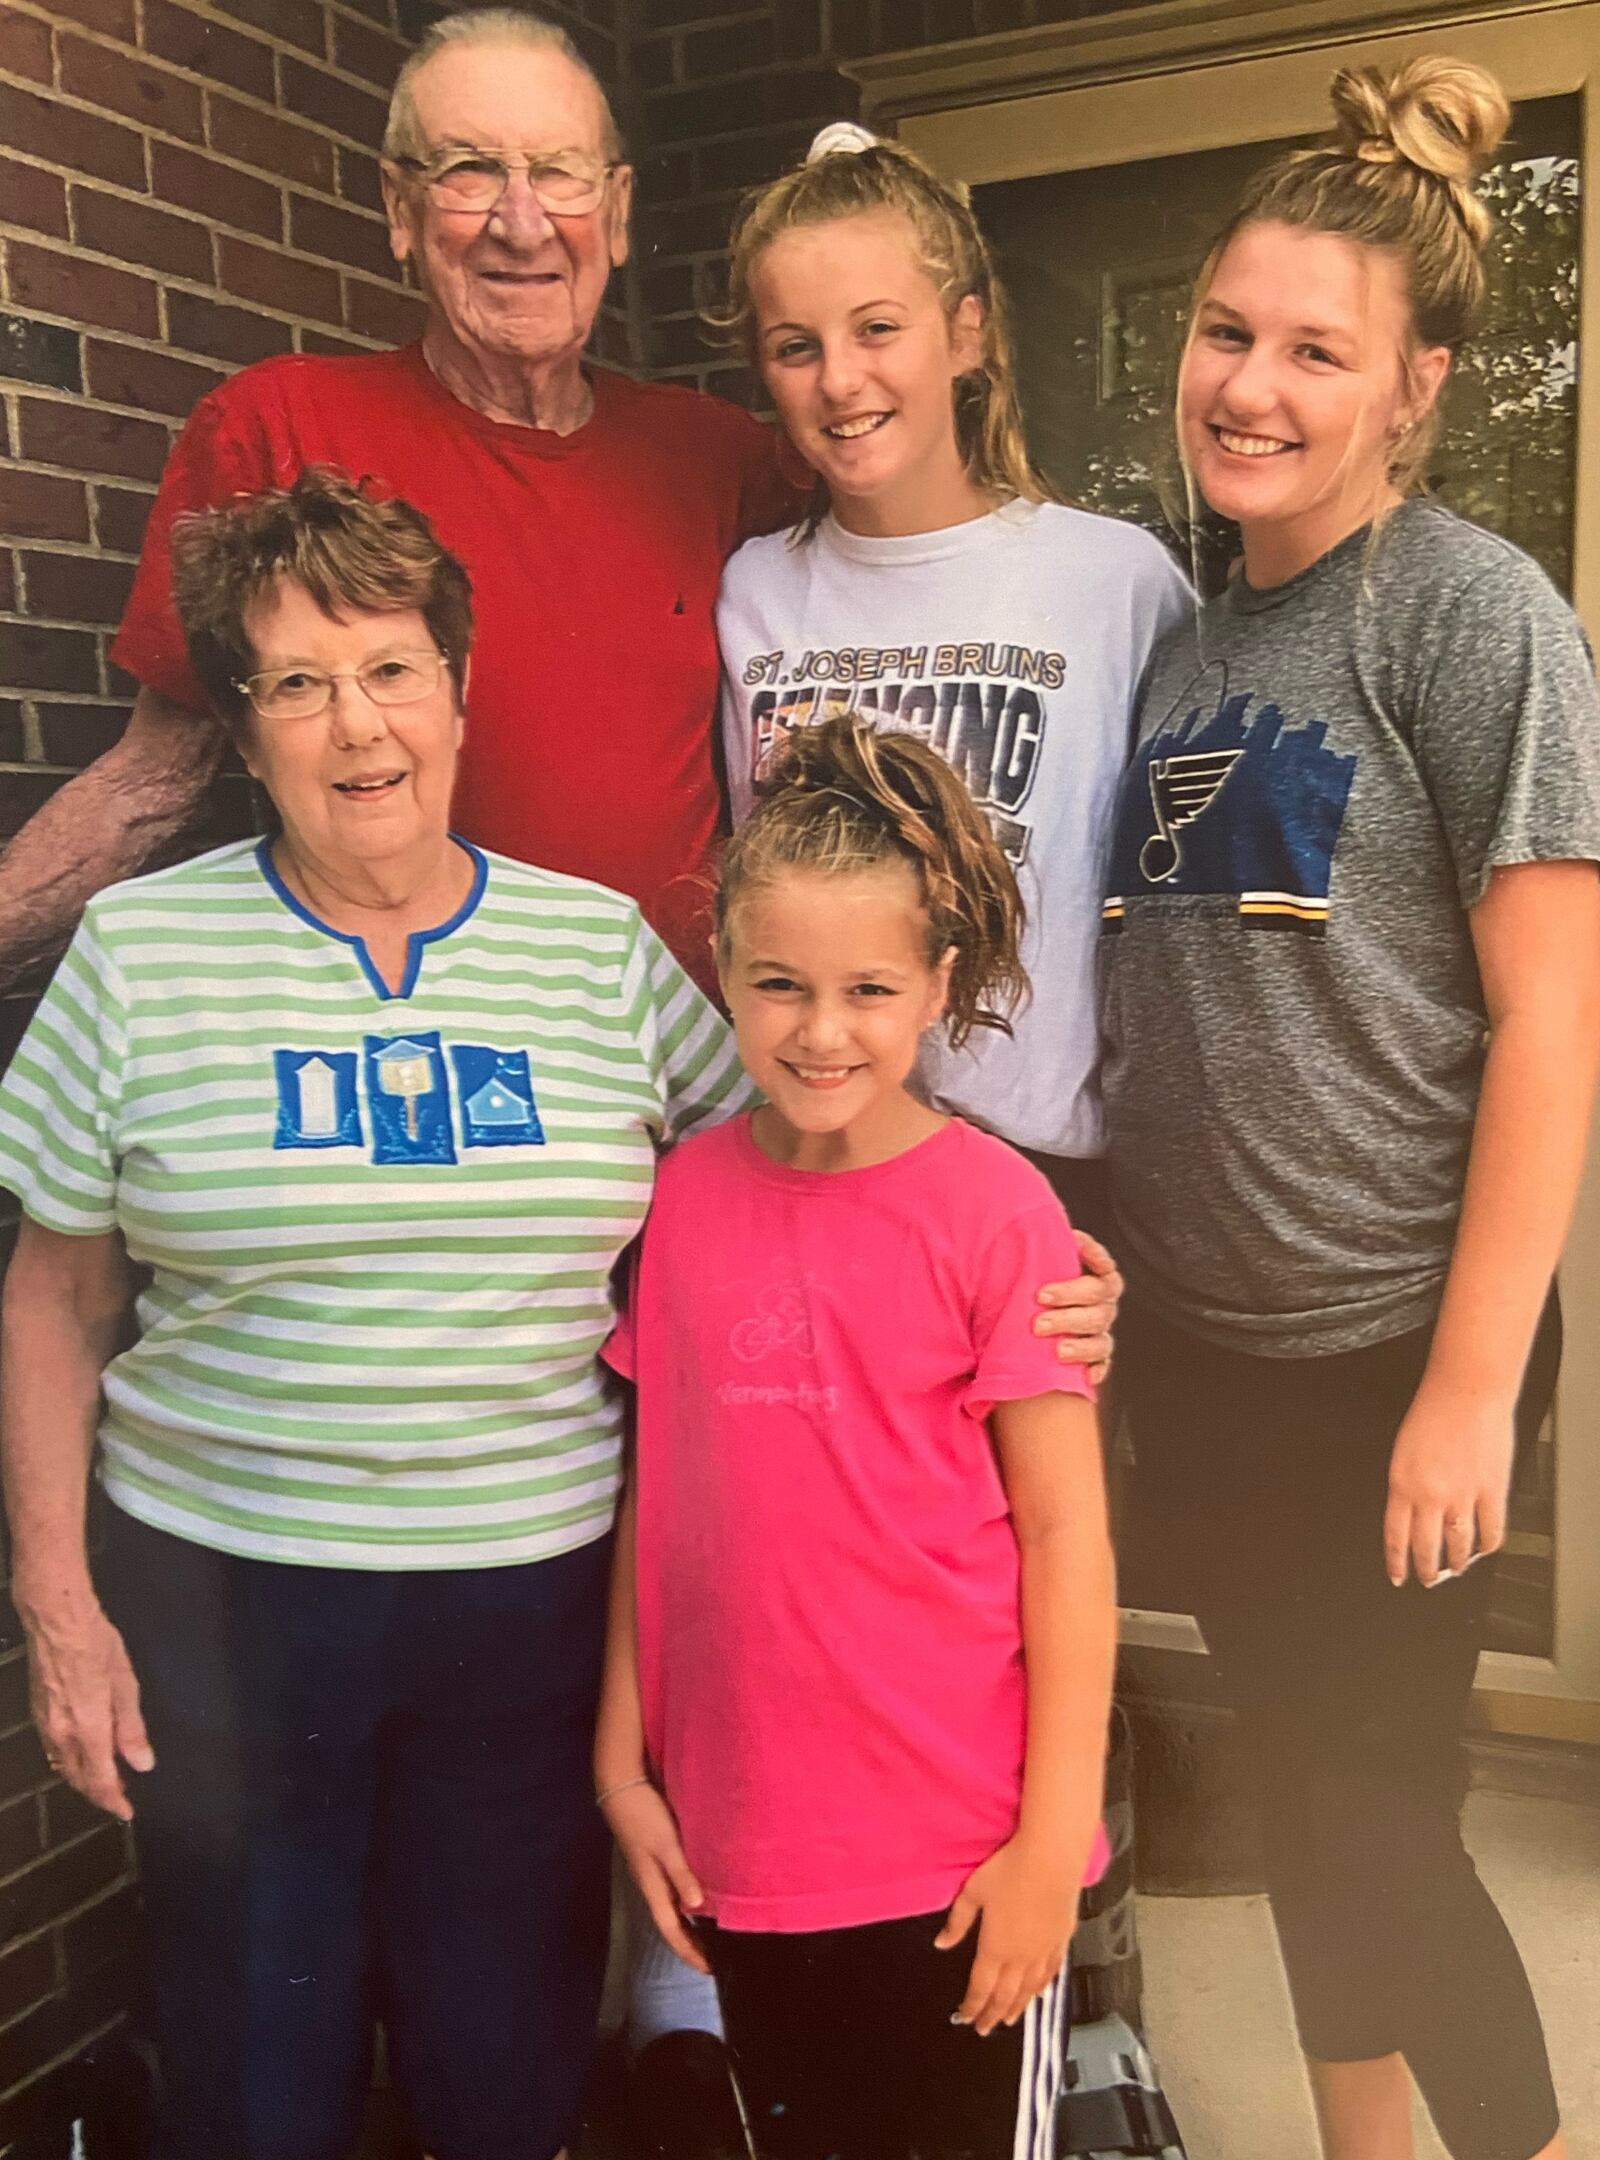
[595,1469,710,1971]
[938,1388,1117,2033]
[2,1218,153,1818]
[1385,859,1600,1585]
[0,688,223,992]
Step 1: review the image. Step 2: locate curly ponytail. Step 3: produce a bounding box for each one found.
[716,714,1028,1050]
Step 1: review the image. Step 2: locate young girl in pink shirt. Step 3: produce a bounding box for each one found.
[596,713,1117,2160]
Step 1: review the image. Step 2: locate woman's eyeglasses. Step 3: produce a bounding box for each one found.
[237,651,447,721]
[394,148,616,217]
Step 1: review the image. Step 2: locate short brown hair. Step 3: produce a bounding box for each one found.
[171,466,474,739]
[717,714,1028,1051]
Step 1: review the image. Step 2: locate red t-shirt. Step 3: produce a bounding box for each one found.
[112,346,799,978]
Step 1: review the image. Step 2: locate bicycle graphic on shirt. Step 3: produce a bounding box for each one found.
[730,1274,818,1364]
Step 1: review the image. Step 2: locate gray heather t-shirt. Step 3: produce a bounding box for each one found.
[1099,500,1600,1356]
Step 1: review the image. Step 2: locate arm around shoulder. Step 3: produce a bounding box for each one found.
[0,688,222,991]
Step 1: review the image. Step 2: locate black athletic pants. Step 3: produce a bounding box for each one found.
[701,1909,1069,2160]
[1121,1295,1563,2160]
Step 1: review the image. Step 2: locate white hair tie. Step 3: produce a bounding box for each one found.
[807,121,879,164]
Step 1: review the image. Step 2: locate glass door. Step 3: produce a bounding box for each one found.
[896,5,1600,1728]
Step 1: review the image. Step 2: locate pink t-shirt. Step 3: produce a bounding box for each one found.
[604,1113,1105,1933]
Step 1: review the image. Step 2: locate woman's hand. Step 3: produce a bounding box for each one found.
[602,1778,711,1974]
[1033,1233,1123,1382]
[934,1829,1085,2035]
[1383,1383,1516,1588]
[18,1588,153,1823]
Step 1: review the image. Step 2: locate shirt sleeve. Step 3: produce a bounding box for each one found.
[600,1247,639,1382]
[963,1199,1095,1421]
[618,909,756,1143]
[1411,555,1600,906]
[0,909,127,1234]
[110,380,279,712]
[732,407,808,546]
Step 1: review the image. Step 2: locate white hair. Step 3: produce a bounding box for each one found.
[384,8,622,163]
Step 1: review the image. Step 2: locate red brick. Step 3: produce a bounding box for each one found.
[21,553,137,627]
[642,196,740,259]
[142,0,275,102]
[300,325,369,354]
[643,261,696,316]
[343,273,425,345]
[0,470,89,545]
[775,0,824,59]
[60,1881,138,1979]
[631,34,677,92]
[0,557,14,614]
[0,1795,42,1879]
[681,16,774,76]
[0,1936,56,2030]
[165,288,294,366]
[336,144,384,215]
[335,0,392,21]
[289,191,392,278]
[278,55,387,148]
[85,337,222,418]
[93,485,155,555]
[47,0,138,36]
[0,157,70,242]
[0,82,146,190]
[0,1654,29,1736]
[151,140,283,241]
[1,624,100,695]
[698,123,814,193]
[209,93,335,191]
[644,0,764,25]
[40,1780,105,1852]
[651,312,714,370]
[0,1928,132,2092]
[36,701,133,765]
[329,10,405,90]
[0,9,54,83]
[0,700,22,762]
[59,34,207,146]
[218,234,342,324]
[17,399,170,486]
[212,0,324,56]
[6,243,160,340]
[71,187,213,284]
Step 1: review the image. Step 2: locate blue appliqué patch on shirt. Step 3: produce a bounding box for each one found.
[451,1045,545,1148]
[273,1050,362,1149]
[364,1032,456,1165]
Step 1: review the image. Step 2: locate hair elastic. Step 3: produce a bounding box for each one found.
[806,120,878,163]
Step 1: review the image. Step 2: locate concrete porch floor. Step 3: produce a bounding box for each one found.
[1138,1790,1600,2160]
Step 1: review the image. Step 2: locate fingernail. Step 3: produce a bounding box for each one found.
[949,2013,968,2026]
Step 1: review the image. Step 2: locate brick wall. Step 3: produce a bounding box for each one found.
[627,0,1158,395]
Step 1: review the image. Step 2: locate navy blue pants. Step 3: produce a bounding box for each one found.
[100,1506,611,2160]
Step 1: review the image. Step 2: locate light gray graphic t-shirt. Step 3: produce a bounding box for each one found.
[1100,500,1600,1356]
[719,500,1192,1159]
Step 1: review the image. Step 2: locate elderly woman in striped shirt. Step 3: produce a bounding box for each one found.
[0,469,749,2160]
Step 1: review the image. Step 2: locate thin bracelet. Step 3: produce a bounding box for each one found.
[596,1773,652,1808]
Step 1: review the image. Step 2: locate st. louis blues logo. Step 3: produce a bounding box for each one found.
[1104,667,1356,937]
[1138,751,1243,882]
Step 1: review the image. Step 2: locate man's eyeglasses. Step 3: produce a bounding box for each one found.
[394,148,617,217]
[236,651,447,722]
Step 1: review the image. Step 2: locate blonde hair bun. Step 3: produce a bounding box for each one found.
[806,121,880,163]
[1330,56,1510,190]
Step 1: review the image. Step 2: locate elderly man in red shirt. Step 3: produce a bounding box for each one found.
[0,7,794,1000]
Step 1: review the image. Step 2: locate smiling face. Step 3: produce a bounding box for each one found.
[240,579,463,877]
[751,209,987,536]
[382,40,632,374]
[721,863,953,1162]
[1180,219,1449,584]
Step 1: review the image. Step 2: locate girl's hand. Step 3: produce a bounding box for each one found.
[1033,1234,1123,1382]
[18,1591,153,1823]
[602,1778,712,1975]
[1383,1384,1516,1588]
[934,1831,1084,2035]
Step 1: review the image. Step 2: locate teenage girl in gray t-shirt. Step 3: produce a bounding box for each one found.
[1100,59,1600,2160]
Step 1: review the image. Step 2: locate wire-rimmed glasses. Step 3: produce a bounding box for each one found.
[236,650,447,722]
[393,148,617,217]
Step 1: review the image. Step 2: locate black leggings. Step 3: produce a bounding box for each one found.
[1121,1296,1563,2160]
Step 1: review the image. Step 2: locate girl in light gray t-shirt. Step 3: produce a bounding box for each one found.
[1101,59,1600,2160]
[715,123,1190,1236]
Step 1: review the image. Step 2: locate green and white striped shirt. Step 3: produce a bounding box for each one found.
[0,840,748,1569]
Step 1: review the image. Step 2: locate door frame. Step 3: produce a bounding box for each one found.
[851,1,1600,1732]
